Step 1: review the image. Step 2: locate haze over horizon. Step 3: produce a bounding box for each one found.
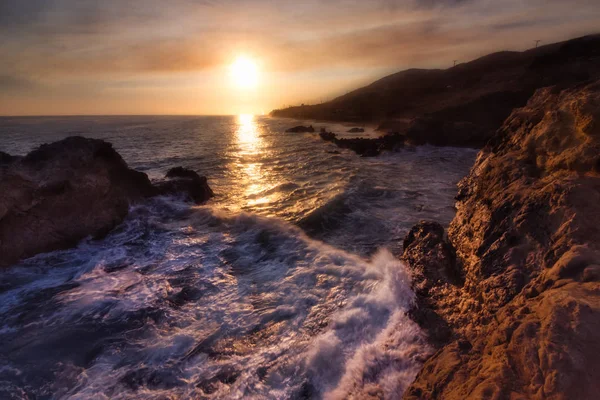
[1,0,599,116]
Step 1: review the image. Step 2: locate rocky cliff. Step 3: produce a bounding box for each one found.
[402,80,600,399]
[0,137,213,267]
[274,34,600,148]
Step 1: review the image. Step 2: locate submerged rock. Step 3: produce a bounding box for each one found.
[0,137,214,267]
[285,125,315,133]
[347,127,364,133]
[403,81,600,399]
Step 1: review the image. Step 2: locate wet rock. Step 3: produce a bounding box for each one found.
[403,81,600,399]
[347,127,364,133]
[402,221,461,346]
[403,221,461,292]
[0,140,215,267]
[286,125,315,133]
[318,130,405,157]
[155,166,214,204]
[0,136,155,267]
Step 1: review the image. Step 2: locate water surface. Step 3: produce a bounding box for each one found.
[0,115,476,399]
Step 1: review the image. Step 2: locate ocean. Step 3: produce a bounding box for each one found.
[0,115,476,399]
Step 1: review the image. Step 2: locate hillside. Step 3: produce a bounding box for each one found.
[272,34,600,147]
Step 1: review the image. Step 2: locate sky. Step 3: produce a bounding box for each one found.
[0,0,599,116]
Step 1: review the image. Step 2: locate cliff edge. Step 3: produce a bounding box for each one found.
[403,80,600,399]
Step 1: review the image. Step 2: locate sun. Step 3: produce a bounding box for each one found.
[230,56,259,89]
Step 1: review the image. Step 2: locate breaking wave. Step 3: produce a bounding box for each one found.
[0,116,477,399]
[0,199,430,399]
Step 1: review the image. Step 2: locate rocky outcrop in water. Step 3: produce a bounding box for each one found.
[285,125,315,133]
[403,81,600,399]
[319,130,404,157]
[155,167,214,204]
[0,137,213,267]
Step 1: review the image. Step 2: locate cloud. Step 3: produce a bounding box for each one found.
[0,0,599,114]
[0,75,40,92]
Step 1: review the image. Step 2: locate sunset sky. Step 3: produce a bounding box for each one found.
[1,0,599,116]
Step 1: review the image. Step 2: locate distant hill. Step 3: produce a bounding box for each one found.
[271,34,600,147]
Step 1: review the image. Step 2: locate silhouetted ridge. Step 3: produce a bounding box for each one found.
[272,34,600,147]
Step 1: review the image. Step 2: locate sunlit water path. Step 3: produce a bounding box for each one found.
[0,116,476,399]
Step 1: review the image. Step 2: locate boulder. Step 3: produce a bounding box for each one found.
[0,137,155,267]
[403,221,461,292]
[0,138,215,267]
[285,125,315,133]
[155,167,214,204]
[403,81,600,399]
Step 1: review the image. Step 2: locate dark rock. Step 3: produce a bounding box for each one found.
[318,130,405,157]
[0,151,17,165]
[403,221,461,290]
[0,140,215,267]
[402,221,461,347]
[165,166,202,180]
[155,167,214,204]
[0,136,155,267]
[285,125,315,133]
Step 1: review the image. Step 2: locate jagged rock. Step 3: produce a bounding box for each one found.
[285,125,314,133]
[0,137,155,267]
[402,221,462,346]
[318,130,405,157]
[404,81,600,399]
[0,138,215,267]
[155,167,214,204]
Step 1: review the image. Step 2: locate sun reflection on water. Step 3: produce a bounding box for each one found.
[235,114,272,207]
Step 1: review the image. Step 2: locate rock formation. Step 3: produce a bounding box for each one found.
[285,125,315,133]
[319,130,404,157]
[402,81,600,399]
[0,137,213,267]
[155,167,214,204]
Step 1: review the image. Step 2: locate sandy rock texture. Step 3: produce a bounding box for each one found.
[403,81,600,399]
